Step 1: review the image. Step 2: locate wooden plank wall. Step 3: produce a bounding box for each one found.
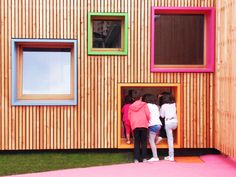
[215,0,236,159]
[0,0,215,150]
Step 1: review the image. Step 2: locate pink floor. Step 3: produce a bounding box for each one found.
[5,155,236,177]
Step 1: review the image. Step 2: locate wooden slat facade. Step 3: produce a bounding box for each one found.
[0,0,219,152]
[215,0,236,159]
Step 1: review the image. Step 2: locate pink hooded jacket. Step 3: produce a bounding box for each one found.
[128,100,150,130]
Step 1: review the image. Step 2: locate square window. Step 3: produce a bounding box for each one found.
[117,83,181,149]
[88,12,128,55]
[12,39,78,105]
[151,7,215,72]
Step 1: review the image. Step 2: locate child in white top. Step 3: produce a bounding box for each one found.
[160,93,178,162]
[142,94,162,162]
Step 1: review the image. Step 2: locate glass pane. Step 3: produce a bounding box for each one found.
[22,49,71,95]
[92,20,121,48]
[154,14,204,65]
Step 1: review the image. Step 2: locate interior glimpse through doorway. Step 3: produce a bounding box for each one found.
[117,83,181,149]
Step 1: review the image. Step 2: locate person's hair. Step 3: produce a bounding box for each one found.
[161,93,175,104]
[142,94,157,104]
[124,95,134,104]
[128,90,134,96]
[161,91,171,95]
[132,90,141,101]
[158,94,163,106]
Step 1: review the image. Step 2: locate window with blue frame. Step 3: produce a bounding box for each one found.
[12,39,77,105]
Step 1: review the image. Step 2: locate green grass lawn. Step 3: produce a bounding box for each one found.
[0,151,133,176]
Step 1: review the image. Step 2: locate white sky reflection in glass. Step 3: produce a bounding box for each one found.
[22,50,71,95]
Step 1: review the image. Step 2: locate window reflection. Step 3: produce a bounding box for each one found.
[154,14,204,65]
[22,49,71,95]
[92,20,121,48]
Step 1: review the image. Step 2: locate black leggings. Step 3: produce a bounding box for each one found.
[133,128,148,161]
[159,118,167,138]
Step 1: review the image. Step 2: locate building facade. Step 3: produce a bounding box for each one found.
[0,0,235,159]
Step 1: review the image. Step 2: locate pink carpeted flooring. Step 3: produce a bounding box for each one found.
[5,155,236,177]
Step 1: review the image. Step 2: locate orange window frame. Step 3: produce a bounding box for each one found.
[117,83,181,149]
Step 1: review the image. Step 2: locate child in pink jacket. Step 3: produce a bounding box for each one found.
[128,92,150,163]
[121,95,133,144]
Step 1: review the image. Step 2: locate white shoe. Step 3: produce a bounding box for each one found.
[126,140,131,144]
[143,159,148,163]
[164,156,175,162]
[134,159,139,163]
[148,157,159,162]
[156,137,163,144]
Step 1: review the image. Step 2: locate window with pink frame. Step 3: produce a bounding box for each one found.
[151,7,215,72]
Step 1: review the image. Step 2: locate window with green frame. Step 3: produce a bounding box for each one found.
[88,12,128,55]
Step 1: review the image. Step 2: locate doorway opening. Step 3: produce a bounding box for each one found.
[117,83,181,149]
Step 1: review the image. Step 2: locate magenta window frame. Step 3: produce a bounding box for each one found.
[151,7,215,72]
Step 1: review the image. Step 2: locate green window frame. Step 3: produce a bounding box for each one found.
[88,12,128,55]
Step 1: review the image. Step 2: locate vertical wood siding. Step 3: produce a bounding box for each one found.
[0,0,215,150]
[215,0,236,159]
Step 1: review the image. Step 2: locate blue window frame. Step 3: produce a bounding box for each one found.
[12,39,78,105]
